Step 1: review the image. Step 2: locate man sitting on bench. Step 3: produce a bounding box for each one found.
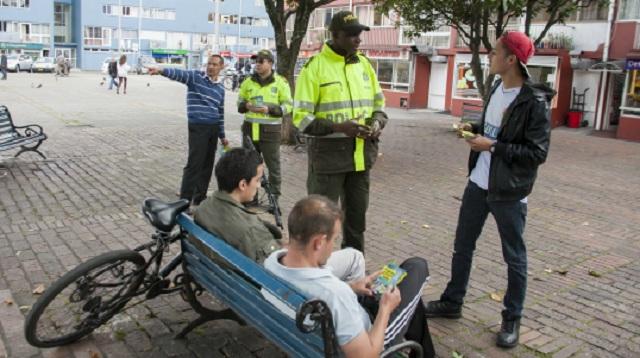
[265,195,435,358]
[194,148,364,280]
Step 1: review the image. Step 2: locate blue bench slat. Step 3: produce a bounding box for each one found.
[177,214,309,309]
[182,244,326,357]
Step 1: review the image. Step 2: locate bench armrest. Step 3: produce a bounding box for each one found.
[381,340,423,358]
[296,299,339,358]
[13,124,45,138]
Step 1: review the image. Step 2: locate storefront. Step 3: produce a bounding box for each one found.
[448,49,573,128]
[151,48,188,68]
[0,42,47,58]
[617,58,640,141]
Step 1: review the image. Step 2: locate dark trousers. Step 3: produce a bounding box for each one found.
[360,257,435,358]
[441,181,528,320]
[1,68,6,80]
[307,170,369,252]
[180,123,219,205]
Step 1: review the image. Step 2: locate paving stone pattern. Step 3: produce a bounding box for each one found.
[0,73,639,357]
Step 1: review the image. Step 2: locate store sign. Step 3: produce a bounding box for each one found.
[0,42,44,50]
[363,49,402,58]
[625,59,640,71]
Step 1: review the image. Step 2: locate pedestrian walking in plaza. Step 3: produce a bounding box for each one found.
[238,49,292,203]
[116,55,129,95]
[424,31,554,348]
[108,58,119,90]
[148,55,229,208]
[292,11,387,254]
[0,52,7,80]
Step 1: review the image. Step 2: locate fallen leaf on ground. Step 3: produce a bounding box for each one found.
[400,220,408,224]
[582,221,589,226]
[3,298,13,305]
[19,305,30,312]
[89,350,101,358]
[490,292,504,302]
[557,270,568,275]
[544,268,553,273]
[32,284,45,295]
[422,224,430,229]
[452,351,464,358]
[588,270,602,278]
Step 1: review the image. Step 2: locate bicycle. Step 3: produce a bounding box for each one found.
[23,198,234,348]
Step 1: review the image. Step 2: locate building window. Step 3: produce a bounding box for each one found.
[369,59,411,91]
[454,62,489,99]
[84,26,111,47]
[624,66,640,112]
[579,0,608,21]
[0,0,29,8]
[103,5,175,20]
[255,0,263,6]
[619,0,640,20]
[208,12,217,22]
[55,4,66,26]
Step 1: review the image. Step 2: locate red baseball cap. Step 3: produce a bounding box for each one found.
[500,31,535,77]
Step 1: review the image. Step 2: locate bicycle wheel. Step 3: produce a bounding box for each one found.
[24,250,146,348]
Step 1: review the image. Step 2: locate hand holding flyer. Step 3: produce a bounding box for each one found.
[371,262,407,296]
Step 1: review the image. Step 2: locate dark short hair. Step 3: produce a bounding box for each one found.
[214,148,263,192]
[210,54,224,65]
[288,195,343,246]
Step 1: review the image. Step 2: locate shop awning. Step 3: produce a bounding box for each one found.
[0,42,44,50]
[151,49,188,56]
[589,60,625,73]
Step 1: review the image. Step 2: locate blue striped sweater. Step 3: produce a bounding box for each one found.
[162,68,225,137]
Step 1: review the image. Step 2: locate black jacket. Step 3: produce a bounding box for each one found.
[108,61,118,77]
[468,79,555,201]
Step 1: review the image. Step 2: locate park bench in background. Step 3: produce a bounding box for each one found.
[0,105,47,159]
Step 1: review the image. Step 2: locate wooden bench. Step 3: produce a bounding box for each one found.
[0,105,47,159]
[461,101,484,124]
[176,213,423,357]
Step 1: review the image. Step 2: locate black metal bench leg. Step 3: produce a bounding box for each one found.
[175,308,245,339]
[15,139,46,159]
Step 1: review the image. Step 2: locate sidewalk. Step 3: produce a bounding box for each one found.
[0,73,639,357]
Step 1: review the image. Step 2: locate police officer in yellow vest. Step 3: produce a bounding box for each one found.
[238,50,293,200]
[293,11,387,253]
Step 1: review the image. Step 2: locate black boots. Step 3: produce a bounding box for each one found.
[424,300,462,319]
[496,318,520,348]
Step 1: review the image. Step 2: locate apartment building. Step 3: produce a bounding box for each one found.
[0,0,275,70]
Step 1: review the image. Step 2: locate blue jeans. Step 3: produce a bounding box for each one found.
[108,76,118,90]
[441,181,528,320]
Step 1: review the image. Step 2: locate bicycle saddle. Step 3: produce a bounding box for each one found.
[142,198,190,232]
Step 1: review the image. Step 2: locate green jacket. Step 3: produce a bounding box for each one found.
[193,191,279,264]
[293,42,387,174]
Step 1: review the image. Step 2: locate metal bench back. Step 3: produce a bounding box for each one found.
[0,106,16,142]
[177,214,331,358]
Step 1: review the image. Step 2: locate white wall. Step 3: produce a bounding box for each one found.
[571,70,601,126]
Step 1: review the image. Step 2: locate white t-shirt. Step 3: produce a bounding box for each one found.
[117,63,130,77]
[469,83,527,203]
[264,249,371,346]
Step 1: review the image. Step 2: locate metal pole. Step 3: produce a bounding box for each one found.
[118,0,122,55]
[595,0,616,130]
[213,0,220,53]
[349,0,353,12]
[237,0,242,53]
[138,0,142,57]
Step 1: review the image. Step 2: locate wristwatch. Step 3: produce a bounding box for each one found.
[490,142,496,153]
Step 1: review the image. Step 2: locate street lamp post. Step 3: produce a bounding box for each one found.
[237,0,242,53]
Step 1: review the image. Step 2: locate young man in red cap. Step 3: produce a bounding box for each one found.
[425,31,554,348]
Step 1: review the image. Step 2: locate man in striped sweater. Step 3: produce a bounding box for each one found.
[149,55,229,207]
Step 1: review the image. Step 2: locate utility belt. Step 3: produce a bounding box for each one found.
[242,121,282,142]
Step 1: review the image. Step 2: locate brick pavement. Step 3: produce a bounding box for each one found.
[0,72,639,357]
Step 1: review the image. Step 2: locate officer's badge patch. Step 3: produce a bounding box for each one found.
[271,87,278,93]
[363,73,369,82]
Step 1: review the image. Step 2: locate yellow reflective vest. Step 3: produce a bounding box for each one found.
[238,73,292,141]
[293,43,385,173]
